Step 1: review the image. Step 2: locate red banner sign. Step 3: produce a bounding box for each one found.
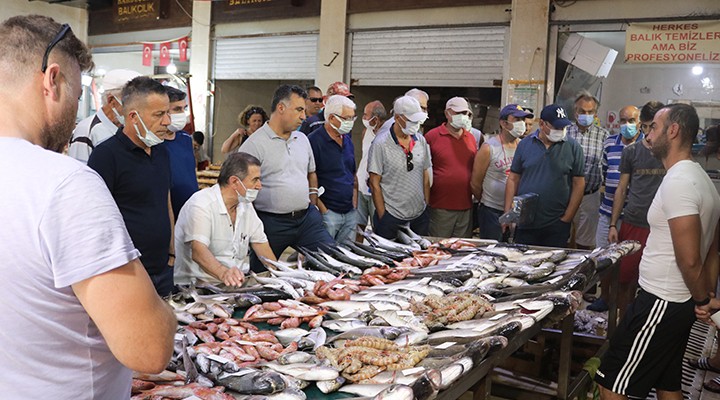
[178,36,188,62]
[159,41,171,67]
[142,43,153,66]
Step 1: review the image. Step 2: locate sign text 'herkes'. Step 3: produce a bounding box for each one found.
[625,21,720,64]
[114,0,161,23]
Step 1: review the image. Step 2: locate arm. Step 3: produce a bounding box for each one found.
[251,241,278,269]
[671,215,717,303]
[308,171,319,206]
[562,176,585,222]
[504,172,520,213]
[168,191,175,266]
[190,240,244,286]
[369,172,385,219]
[470,143,491,201]
[221,128,246,155]
[72,259,176,373]
[423,169,431,204]
[696,224,720,321]
[608,173,630,243]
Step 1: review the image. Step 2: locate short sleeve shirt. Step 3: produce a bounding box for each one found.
[567,123,609,193]
[308,126,356,213]
[599,134,643,217]
[161,131,199,219]
[425,123,477,210]
[67,108,117,164]
[239,123,315,214]
[618,141,666,228]
[0,138,139,399]
[174,185,267,284]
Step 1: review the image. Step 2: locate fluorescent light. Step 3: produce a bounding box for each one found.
[166,63,177,74]
[692,65,703,75]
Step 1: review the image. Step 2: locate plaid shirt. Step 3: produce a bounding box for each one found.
[567,123,609,193]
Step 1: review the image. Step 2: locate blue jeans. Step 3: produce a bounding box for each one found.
[149,266,175,297]
[477,204,504,241]
[323,209,357,242]
[356,193,375,227]
[515,219,571,248]
[372,208,429,240]
[251,205,334,272]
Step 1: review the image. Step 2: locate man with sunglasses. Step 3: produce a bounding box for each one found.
[368,96,431,239]
[0,15,175,398]
[305,86,323,119]
[299,81,354,135]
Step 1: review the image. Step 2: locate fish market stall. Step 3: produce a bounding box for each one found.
[132,231,639,400]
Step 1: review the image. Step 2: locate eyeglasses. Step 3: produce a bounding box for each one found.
[41,23,72,73]
[406,151,414,172]
[333,114,357,123]
[309,97,323,103]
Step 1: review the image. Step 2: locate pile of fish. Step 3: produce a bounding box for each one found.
[243,299,326,329]
[410,292,494,331]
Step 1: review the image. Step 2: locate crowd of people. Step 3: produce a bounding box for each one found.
[2,13,720,400]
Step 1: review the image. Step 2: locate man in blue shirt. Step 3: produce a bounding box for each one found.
[503,104,585,248]
[308,95,357,241]
[88,77,175,296]
[162,87,198,220]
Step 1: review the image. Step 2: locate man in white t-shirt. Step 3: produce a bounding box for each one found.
[174,152,277,286]
[355,100,387,240]
[596,103,720,400]
[0,15,176,399]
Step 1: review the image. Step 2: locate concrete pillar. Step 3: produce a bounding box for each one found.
[504,0,550,111]
[189,1,212,138]
[316,0,348,90]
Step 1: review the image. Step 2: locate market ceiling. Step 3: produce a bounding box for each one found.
[29,0,112,10]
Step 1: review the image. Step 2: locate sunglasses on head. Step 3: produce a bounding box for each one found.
[309,97,323,103]
[42,23,72,73]
[406,151,414,172]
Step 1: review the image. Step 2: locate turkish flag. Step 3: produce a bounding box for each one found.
[178,37,189,62]
[159,42,171,67]
[142,43,153,66]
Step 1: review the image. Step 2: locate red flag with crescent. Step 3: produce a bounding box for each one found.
[178,37,188,62]
[159,42,171,67]
[142,43,153,66]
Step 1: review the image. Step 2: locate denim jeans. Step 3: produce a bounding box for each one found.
[323,209,357,242]
[372,208,429,240]
[477,204,504,241]
[515,219,571,248]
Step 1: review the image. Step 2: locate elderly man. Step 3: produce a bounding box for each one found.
[162,86,198,219]
[597,104,720,400]
[68,68,140,163]
[299,81,353,135]
[0,15,175,398]
[88,77,175,296]
[504,104,585,247]
[356,100,387,239]
[175,152,276,286]
[240,85,333,271]
[377,88,429,137]
[305,85,323,118]
[472,104,532,240]
[567,91,610,249]
[368,96,431,239]
[425,97,477,238]
[309,95,358,241]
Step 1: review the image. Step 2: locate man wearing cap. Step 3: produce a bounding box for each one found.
[424,97,477,238]
[567,91,610,249]
[503,104,585,247]
[377,88,430,138]
[368,96,431,239]
[68,68,141,163]
[471,104,531,241]
[299,81,353,135]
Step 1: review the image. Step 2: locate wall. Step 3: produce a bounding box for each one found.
[551,0,719,22]
[0,0,88,41]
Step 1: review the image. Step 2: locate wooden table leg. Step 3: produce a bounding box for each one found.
[557,313,574,399]
[471,375,492,400]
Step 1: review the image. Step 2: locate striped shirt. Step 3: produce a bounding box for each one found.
[599,133,643,217]
[568,123,609,194]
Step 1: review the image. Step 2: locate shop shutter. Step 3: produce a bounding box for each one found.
[350,26,506,87]
[214,34,318,80]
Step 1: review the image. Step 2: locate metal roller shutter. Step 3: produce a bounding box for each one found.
[350,26,506,87]
[214,34,318,80]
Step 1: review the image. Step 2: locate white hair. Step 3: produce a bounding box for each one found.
[325,94,356,117]
[102,88,121,107]
[405,88,429,103]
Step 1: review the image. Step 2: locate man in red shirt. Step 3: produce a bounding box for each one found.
[425,97,478,238]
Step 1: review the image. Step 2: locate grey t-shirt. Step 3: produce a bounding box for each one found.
[368,127,431,220]
[239,123,316,214]
[619,140,666,228]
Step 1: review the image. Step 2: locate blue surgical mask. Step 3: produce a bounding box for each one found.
[620,123,638,139]
[577,114,594,127]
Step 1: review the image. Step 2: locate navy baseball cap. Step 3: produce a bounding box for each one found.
[540,104,572,129]
[500,104,532,119]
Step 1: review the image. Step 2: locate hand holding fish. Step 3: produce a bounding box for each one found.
[221,266,245,287]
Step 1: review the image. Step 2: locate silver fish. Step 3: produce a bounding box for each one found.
[316,376,346,393]
[298,327,326,351]
[372,383,415,400]
[373,309,428,333]
[334,244,386,267]
[340,383,393,397]
[277,351,316,365]
[217,369,287,394]
[262,361,339,381]
[395,230,422,250]
[327,326,411,343]
[439,360,469,389]
[322,318,367,332]
[274,328,309,347]
[317,249,363,275]
[175,311,196,324]
[323,300,401,313]
[251,273,302,299]
[394,329,428,346]
[398,223,432,249]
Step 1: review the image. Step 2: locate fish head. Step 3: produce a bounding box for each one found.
[374,384,414,400]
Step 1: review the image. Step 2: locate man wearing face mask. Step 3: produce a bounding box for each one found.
[299,81,353,135]
[88,77,176,296]
[471,104,531,241]
[161,87,198,220]
[356,100,387,240]
[68,68,141,164]
[368,96,431,239]
[424,97,478,238]
[174,152,276,286]
[308,95,358,241]
[503,104,585,247]
[567,91,610,249]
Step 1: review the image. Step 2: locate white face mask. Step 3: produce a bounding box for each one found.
[111,95,125,126]
[401,119,421,137]
[168,113,188,133]
[450,113,470,130]
[547,127,567,142]
[362,117,375,131]
[236,178,258,203]
[133,112,164,147]
[331,115,355,135]
[464,116,473,131]
[508,120,526,138]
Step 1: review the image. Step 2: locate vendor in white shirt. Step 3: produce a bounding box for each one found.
[174,152,276,286]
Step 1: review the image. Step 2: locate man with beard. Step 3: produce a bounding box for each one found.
[596,104,720,400]
[0,15,175,399]
[88,77,176,296]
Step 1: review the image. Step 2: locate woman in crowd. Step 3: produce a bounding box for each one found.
[221,105,269,155]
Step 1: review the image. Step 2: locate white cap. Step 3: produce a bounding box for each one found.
[102,69,142,92]
[393,96,428,123]
[446,97,470,113]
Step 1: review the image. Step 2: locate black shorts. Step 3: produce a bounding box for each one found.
[594,289,695,398]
